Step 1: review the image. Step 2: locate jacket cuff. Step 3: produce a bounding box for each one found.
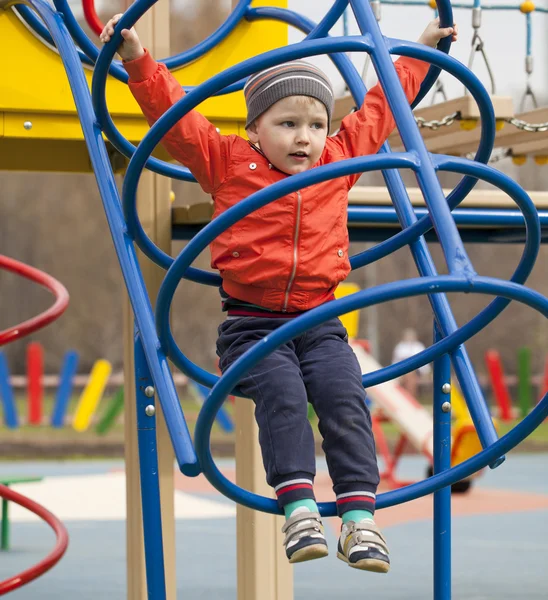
[123,49,159,83]
[396,55,431,82]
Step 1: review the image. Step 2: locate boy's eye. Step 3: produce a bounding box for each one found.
[282,121,295,127]
[311,122,325,130]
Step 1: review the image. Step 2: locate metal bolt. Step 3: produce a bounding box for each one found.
[145,405,155,417]
[441,383,451,394]
[144,386,155,398]
[441,402,452,413]
[23,121,33,130]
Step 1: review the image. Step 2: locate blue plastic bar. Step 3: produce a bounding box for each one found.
[193,275,548,515]
[51,350,79,428]
[26,0,198,476]
[350,0,475,277]
[155,154,421,389]
[0,353,18,429]
[134,335,167,600]
[433,326,452,600]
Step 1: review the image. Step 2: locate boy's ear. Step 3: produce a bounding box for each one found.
[246,121,259,143]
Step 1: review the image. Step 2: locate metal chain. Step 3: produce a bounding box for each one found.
[415,111,460,130]
[504,117,548,133]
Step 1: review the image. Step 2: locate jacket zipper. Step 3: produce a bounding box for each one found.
[283,191,302,312]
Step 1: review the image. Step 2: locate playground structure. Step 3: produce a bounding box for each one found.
[0,255,69,593]
[0,342,233,435]
[2,1,548,600]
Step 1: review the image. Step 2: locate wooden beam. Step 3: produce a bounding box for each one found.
[348,186,548,209]
[508,137,548,158]
[386,95,514,153]
[171,188,548,228]
[123,3,175,600]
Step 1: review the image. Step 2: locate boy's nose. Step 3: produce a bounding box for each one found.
[295,129,310,144]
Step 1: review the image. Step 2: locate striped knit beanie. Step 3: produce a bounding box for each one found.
[244,61,334,129]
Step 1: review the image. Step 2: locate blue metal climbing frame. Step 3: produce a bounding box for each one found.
[13,0,548,598]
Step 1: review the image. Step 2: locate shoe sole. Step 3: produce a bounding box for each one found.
[289,544,329,564]
[337,551,390,573]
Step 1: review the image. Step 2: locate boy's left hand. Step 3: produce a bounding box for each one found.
[418,18,458,48]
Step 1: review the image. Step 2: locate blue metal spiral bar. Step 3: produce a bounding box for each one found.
[193,275,548,514]
[122,35,493,281]
[156,154,421,390]
[23,0,199,477]
[156,154,540,390]
[122,0,501,459]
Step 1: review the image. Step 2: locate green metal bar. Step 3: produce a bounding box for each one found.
[1,496,9,550]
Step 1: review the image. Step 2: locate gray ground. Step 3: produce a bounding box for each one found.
[1,455,547,599]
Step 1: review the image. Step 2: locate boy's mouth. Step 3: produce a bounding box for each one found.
[289,151,308,159]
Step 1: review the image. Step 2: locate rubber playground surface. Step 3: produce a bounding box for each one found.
[1,454,547,600]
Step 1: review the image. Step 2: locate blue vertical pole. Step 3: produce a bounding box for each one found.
[51,351,79,428]
[0,352,18,429]
[135,334,167,600]
[433,324,452,600]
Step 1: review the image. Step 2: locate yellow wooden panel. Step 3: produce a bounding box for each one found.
[0,1,287,122]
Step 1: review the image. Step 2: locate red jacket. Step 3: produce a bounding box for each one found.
[125,51,429,312]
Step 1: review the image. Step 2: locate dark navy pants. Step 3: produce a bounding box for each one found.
[216,317,380,515]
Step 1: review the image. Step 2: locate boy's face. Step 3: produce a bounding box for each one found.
[247,96,328,175]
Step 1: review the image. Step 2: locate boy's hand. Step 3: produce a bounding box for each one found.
[418,18,458,48]
[99,13,145,62]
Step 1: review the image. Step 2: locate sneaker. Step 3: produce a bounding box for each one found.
[337,519,390,572]
[281,508,329,564]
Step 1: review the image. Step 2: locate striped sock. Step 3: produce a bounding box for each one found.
[274,476,315,508]
[335,489,376,516]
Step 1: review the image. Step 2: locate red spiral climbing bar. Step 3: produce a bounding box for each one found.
[0,484,69,595]
[82,0,104,36]
[0,255,69,347]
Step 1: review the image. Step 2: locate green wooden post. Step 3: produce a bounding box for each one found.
[95,386,124,435]
[517,347,532,419]
[1,496,9,550]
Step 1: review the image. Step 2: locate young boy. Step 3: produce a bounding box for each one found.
[101,14,457,573]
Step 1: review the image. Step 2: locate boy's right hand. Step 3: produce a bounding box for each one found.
[99,13,145,62]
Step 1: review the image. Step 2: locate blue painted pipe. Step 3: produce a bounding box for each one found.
[51,351,79,428]
[0,353,18,429]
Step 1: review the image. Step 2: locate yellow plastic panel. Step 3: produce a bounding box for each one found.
[0,1,288,124]
[334,282,361,339]
[73,359,113,432]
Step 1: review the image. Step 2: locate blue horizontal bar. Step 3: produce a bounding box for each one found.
[347,206,548,227]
